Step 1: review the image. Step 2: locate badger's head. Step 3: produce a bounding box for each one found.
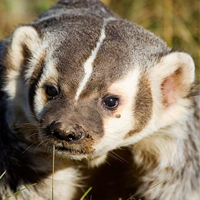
[3,11,195,164]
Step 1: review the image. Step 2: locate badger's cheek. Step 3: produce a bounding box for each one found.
[92,69,140,154]
[94,111,134,154]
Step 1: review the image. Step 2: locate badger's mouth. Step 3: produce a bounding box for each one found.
[39,132,95,156]
[54,145,87,155]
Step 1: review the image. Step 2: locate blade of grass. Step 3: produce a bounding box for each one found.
[0,171,6,180]
[4,183,36,200]
[80,187,92,200]
[52,145,55,200]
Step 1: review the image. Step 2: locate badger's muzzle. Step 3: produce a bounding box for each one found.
[39,104,103,156]
[49,122,85,142]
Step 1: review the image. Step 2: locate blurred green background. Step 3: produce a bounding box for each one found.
[0,0,199,77]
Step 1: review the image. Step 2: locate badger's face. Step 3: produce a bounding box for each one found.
[4,16,195,161]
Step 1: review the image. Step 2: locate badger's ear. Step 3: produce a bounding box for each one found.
[9,26,41,70]
[3,26,42,127]
[5,26,41,99]
[151,52,195,108]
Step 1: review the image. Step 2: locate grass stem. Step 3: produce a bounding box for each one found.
[80,187,92,200]
[0,171,6,180]
[4,183,36,200]
[52,145,55,200]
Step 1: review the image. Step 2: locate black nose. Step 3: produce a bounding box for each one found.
[49,122,84,142]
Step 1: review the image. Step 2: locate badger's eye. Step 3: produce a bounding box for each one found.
[103,96,119,110]
[45,85,58,97]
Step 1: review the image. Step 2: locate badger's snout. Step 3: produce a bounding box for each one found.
[39,104,103,156]
[49,122,85,142]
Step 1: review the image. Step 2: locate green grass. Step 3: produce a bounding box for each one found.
[1,171,37,200]
[4,183,37,200]
[80,187,93,200]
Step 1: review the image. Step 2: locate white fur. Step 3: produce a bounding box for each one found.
[36,167,82,200]
[0,166,81,200]
[153,52,195,83]
[88,154,108,168]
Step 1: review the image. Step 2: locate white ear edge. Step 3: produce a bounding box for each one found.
[153,52,195,84]
[10,26,41,68]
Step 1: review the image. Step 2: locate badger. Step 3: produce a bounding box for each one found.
[0,0,199,199]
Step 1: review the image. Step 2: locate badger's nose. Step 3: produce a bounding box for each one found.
[49,122,84,142]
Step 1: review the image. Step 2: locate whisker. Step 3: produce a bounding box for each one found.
[108,152,124,163]
[147,180,166,191]
[111,151,129,164]
[33,138,50,152]
[105,160,111,166]
[22,140,40,154]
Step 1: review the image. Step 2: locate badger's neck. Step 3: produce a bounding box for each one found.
[132,97,200,199]
[133,124,188,171]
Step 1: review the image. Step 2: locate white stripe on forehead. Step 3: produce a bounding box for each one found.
[75,18,114,101]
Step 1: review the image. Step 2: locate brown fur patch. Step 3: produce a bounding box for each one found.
[128,73,153,136]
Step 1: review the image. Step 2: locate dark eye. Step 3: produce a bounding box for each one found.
[103,96,119,110]
[45,85,58,98]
